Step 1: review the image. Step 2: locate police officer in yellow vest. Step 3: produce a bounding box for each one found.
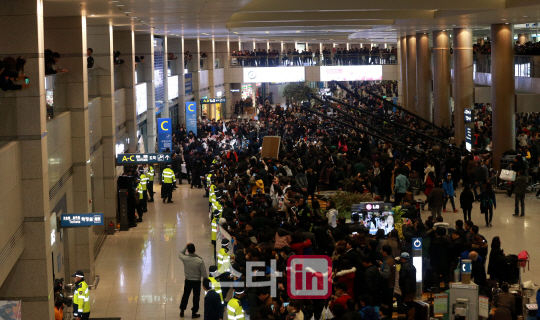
[208,265,224,304]
[227,287,245,320]
[140,172,148,212]
[211,210,220,261]
[162,164,175,203]
[147,164,155,202]
[72,270,90,320]
[217,238,232,299]
[135,177,144,222]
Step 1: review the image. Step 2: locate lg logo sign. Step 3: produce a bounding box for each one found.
[366,203,380,210]
[287,256,332,299]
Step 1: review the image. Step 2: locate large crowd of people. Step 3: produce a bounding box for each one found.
[118,79,540,320]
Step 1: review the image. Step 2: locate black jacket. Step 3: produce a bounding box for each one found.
[362,264,382,306]
[204,290,223,320]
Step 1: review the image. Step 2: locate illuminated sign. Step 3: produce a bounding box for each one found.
[157,118,172,152]
[201,98,226,104]
[320,65,383,81]
[135,83,147,116]
[51,229,56,246]
[60,213,104,227]
[185,73,193,95]
[242,67,305,83]
[168,75,179,100]
[464,108,472,122]
[230,89,240,93]
[186,102,197,134]
[465,127,472,152]
[116,153,172,165]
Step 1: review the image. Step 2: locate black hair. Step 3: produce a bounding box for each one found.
[471,225,479,234]
[334,282,348,293]
[202,278,211,290]
[88,48,93,53]
[359,294,372,305]
[187,243,196,253]
[381,244,392,256]
[436,227,446,237]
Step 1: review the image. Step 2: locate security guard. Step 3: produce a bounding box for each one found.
[227,287,245,320]
[147,164,155,202]
[208,265,223,304]
[217,238,232,299]
[140,172,148,212]
[135,177,144,222]
[210,210,220,261]
[72,270,90,320]
[162,164,175,203]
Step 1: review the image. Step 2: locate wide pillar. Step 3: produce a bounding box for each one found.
[169,37,186,126]
[492,24,516,171]
[136,33,156,152]
[452,28,473,146]
[399,36,408,109]
[113,30,137,152]
[416,33,432,123]
[87,22,117,226]
[433,30,451,127]
[405,35,417,113]
[0,1,54,318]
[44,15,94,281]
[162,36,170,119]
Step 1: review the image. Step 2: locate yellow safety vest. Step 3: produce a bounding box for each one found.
[210,184,216,196]
[212,201,222,213]
[140,174,148,191]
[162,168,175,183]
[209,277,223,303]
[148,166,155,181]
[211,217,218,241]
[73,280,90,316]
[217,247,230,273]
[137,183,143,199]
[227,297,244,320]
[207,173,213,185]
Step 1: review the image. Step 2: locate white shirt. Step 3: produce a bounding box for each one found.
[326,209,338,228]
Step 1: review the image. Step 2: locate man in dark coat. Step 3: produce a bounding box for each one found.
[203,278,222,320]
[428,227,450,288]
[361,256,382,307]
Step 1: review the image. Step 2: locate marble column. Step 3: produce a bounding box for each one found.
[399,36,408,109]
[492,24,516,171]
[162,36,170,118]
[406,35,417,113]
[452,28,473,146]
[169,37,186,125]
[87,22,117,225]
[433,30,452,127]
[0,0,54,318]
[44,15,94,281]
[113,30,137,152]
[136,33,156,152]
[416,32,432,122]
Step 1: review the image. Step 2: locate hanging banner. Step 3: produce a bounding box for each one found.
[186,101,198,135]
[157,118,172,152]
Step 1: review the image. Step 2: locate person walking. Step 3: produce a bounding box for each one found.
[162,163,175,203]
[480,182,496,227]
[147,164,155,202]
[203,278,223,320]
[393,167,410,206]
[71,270,90,320]
[427,181,445,218]
[460,184,475,221]
[179,243,207,318]
[442,173,457,212]
[512,170,527,217]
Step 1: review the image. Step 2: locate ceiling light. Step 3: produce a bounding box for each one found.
[91,14,95,17]
[452,24,456,26]
[442,29,446,31]
[234,32,239,34]
[505,22,509,24]
[110,0,119,2]
[141,21,145,22]
[501,19,506,20]
[265,31,269,33]
[124,11,131,13]
[116,4,124,6]
[131,17,137,18]
[523,16,528,18]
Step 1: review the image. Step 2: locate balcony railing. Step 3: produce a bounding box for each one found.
[229,53,397,67]
[469,54,540,78]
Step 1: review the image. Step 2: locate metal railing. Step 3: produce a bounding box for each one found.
[471,54,540,78]
[229,53,397,67]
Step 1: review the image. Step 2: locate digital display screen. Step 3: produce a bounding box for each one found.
[168,75,179,100]
[351,210,394,235]
[320,65,383,81]
[242,67,305,83]
[135,83,147,116]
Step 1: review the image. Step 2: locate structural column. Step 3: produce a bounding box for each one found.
[136,33,156,152]
[162,36,170,118]
[492,24,516,171]
[44,15,94,281]
[433,30,452,127]
[416,32,432,123]
[405,35,417,113]
[87,22,117,225]
[0,0,54,318]
[169,37,186,125]
[399,36,408,109]
[452,28,473,146]
[113,30,137,152]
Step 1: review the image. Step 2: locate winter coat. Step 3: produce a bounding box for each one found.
[274,230,291,249]
[442,178,455,197]
[459,188,475,209]
[335,267,356,298]
[427,187,445,208]
[424,176,434,196]
[394,174,410,194]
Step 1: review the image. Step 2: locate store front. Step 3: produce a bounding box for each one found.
[201,98,225,120]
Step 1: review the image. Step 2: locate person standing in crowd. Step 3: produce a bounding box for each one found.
[393,167,409,206]
[488,236,505,286]
[493,284,516,320]
[326,199,338,228]
[427,181,445,218]
[147,164,155,202]
[480,182,496,227]
[179,243,207,318]
[135,177,144,222]
[71,271,90,320]
[162,163,175,203]
[442,173,458,212]
[379,244,396,308]
[460,184,475,221]
[512,170,527,217]
[227,287,246,320]
[203,278,223,320]
[87,48,94,68]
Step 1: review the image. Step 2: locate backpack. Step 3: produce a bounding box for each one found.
[518,250,530,270]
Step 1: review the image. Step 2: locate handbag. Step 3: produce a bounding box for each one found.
[500,169,516,181]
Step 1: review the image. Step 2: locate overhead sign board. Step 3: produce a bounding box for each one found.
[116,153,172,165]
[242,67,305,83]
[201,98,226,104]
[464,108,472,122]
[61,213,104,227]
[186,101,197,135]
[465,127,472,152]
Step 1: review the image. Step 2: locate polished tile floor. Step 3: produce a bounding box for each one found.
[89,183,540,319]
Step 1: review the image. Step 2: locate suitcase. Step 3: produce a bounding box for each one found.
[414,301,430,320]
[502,254,520,284]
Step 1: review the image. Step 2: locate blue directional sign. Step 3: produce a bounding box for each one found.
[462,261,472,273]
[61,213,104,227]
[116,153,172,165]
[157,118,172,152]
[186,101,197,135]
[413,238,422,250]
[464,109,472,122]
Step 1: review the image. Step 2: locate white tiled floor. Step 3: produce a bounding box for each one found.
[89,184,540,319]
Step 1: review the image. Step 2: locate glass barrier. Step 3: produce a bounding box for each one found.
[44,73,67,121]
[229,53,397,67]
[470,54,540,78]
[114,64,124,91]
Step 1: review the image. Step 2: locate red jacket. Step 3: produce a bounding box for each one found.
[290,239,312,255]
[335,267,356,298]
[330,293,351,312]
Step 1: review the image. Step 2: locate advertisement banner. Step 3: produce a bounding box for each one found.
[185,73,193,95]
[186,101,197,135]
[242,67,305,83]
[60,213,104,227]
[157,118,172,152]
[320,65,383,81]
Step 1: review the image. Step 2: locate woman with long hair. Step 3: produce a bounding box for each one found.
[326,199,338,228]
[480,182,497,227]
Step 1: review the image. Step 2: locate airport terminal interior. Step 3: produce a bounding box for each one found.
[3,0,540,319]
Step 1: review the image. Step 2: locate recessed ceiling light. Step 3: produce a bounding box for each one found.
[452,24,456,26]
[265,31,269,33]
[523,16,528,18]
[131,17,137,18]
[124,11,131,13]
[141,21,145,22]
[442,29,446,31]
[91,14,95,17]
[116,4,124,6]
[501,18,506,20]
[505,22,509,24]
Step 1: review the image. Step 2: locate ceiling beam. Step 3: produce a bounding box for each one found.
[228,11,434,23]
[227,20,393,30]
